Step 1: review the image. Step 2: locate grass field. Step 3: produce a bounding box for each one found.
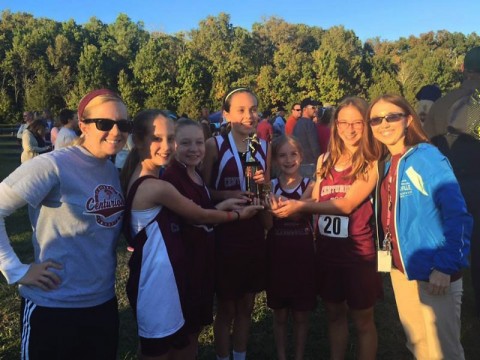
[0,135,479,359]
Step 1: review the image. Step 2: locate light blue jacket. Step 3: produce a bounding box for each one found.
[374,143,472,281]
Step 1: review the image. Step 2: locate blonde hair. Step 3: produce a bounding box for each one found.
[75,93,126,146]
[318,96,370,181]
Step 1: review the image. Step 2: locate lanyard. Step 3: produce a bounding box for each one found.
[227,132,246,191]
[383,160,397,251]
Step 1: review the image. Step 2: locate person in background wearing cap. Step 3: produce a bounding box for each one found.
[293,98,322,178]
[0,89,131,359]
[285,103,302,136]
[415,84,441,126]
[272,106,287,138]
[424,46,480,318]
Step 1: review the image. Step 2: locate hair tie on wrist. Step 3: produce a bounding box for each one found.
[233,210,241,221]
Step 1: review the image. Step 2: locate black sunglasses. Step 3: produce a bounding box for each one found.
[368,113,406,126]
[82,118,133,133]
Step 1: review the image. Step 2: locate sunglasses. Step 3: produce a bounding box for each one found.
[368,113,406,126]
[293,108,301,111]
[82,118,133,133]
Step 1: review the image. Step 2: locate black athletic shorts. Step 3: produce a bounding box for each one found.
[20,297,119,360]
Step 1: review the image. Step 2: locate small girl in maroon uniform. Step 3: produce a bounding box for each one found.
[270,97,382,360]
[266,135,315,360]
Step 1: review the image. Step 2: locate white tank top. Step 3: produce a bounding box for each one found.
[130,206,162,236]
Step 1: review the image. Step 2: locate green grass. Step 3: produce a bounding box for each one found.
[1,136,479,359]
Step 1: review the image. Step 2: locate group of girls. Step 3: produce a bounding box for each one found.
[0,86,472,360]
[270,94,471,360]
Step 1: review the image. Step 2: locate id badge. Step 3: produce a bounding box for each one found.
[377,250,392,272]
[318,215,349,238]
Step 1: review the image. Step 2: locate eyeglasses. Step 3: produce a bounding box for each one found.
[293,108,301,111]
[337,121,364,129]
[368,113,406,126]
[82,118,133,133]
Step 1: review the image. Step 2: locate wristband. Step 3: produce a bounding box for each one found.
[226,211,233,221]
[233,210,241,221]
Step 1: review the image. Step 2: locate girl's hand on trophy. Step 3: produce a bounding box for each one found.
[266,192,280,210]
[250,196,263,206]
[253,169,265,184]
[226,190,253,201]
[215,198,249,211]
[271,198,300,218]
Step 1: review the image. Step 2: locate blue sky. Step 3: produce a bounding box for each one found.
[1,0,478,41]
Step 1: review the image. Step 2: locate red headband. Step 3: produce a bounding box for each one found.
[77,88,119,120]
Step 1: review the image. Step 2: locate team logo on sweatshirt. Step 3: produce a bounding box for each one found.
[85,184,125,227]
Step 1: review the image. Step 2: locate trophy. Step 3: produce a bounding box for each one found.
[243,134,261,199]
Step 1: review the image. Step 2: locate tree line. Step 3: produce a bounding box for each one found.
[1,10,479,124]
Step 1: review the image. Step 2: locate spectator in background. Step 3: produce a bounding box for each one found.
[199,107,213,139]
[293,98,321,178]
[21,119,51,163]
[17,111,34,144]
[272,106,287,138]
[424,46,480,318]
[50,117,63,148]
[55,109,79,150]
[415,85,441,126]
[42,109,55,143]
[257,109,273,142]
[316,106,333,154]
[285,103,302,135]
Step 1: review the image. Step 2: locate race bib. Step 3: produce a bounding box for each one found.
[318,215,349,238]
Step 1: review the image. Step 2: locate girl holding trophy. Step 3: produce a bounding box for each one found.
[202,88,271,360]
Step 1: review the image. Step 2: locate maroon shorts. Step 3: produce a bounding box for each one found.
[139,326,189,357]
[267,294,316,311]
[317,261,383,310]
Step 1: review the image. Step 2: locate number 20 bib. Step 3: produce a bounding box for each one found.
[318,215,349,238]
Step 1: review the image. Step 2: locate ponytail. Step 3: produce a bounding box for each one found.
[120,147,140,195]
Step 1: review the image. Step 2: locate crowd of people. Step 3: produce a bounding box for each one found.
[0,46,479,360]
[16,107,80,162]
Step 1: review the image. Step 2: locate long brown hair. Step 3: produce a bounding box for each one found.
[317,96,371,181]
[362,94,430,161]
[119,109,172,193]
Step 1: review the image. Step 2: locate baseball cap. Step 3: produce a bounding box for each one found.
[300,98,320,109]
[464,46,480,73]
[415,85,441,102]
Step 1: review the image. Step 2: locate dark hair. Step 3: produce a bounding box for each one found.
[120,109,172,193]
[59,109,76,125]
[262,109,272,118]
[319,106,334,125]
[291,103,301,110]
[27,119,47,136]
[363,94,430,161]
[222,87,258,112]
